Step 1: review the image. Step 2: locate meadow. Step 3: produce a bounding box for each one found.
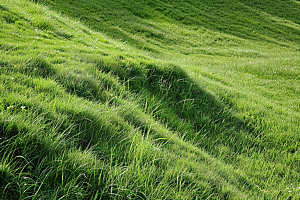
[0,0,300,199]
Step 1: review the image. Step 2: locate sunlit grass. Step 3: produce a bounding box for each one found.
[1,0,300,199]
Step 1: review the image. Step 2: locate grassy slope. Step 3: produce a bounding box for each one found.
[1,0,300,199]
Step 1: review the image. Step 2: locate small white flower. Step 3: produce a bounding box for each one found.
[20,106,26,111]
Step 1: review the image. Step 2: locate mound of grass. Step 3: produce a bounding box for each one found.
[1,0,300,199]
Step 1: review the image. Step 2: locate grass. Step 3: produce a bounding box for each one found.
[0,0,300,199]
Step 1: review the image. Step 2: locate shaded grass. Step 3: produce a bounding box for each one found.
[0,59,255,199]
[41,0,300,52]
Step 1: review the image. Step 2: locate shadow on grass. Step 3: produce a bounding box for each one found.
[5,56,262,166]
[0,4,27,24]
[92,57,263,157]
[41,0,300,50]
[1,59,226,199]
[1,54,259,198]
[0,113,117,200]
[21,55,260,159]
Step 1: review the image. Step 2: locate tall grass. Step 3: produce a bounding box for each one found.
[1,0,300,199]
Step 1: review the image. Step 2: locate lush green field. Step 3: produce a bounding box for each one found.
[1,0,300,199]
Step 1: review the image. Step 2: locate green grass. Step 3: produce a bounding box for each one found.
[1,0,300,199]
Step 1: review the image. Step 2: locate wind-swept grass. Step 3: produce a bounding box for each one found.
[0,0,300,199]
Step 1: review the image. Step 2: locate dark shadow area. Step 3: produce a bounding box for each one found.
[0,5,20,24]
[0,57,56,78]
[40,0,300,50]
[35,62,255,199]
[0,116,114,200]
[0,120,23,139]
[20,54,270,164]
[0,57,128,154]
[26,57,57,78]
[94,58,267,159]
[0,5,8,11]
[12,55,262,164]
[53,30,73,40]
[239,0,300,25]
[0,4,27,24]
[2,70,216,199]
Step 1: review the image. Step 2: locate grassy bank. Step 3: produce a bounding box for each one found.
[1,0,300,199]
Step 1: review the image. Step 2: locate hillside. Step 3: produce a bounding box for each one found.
[1,0,300,199]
